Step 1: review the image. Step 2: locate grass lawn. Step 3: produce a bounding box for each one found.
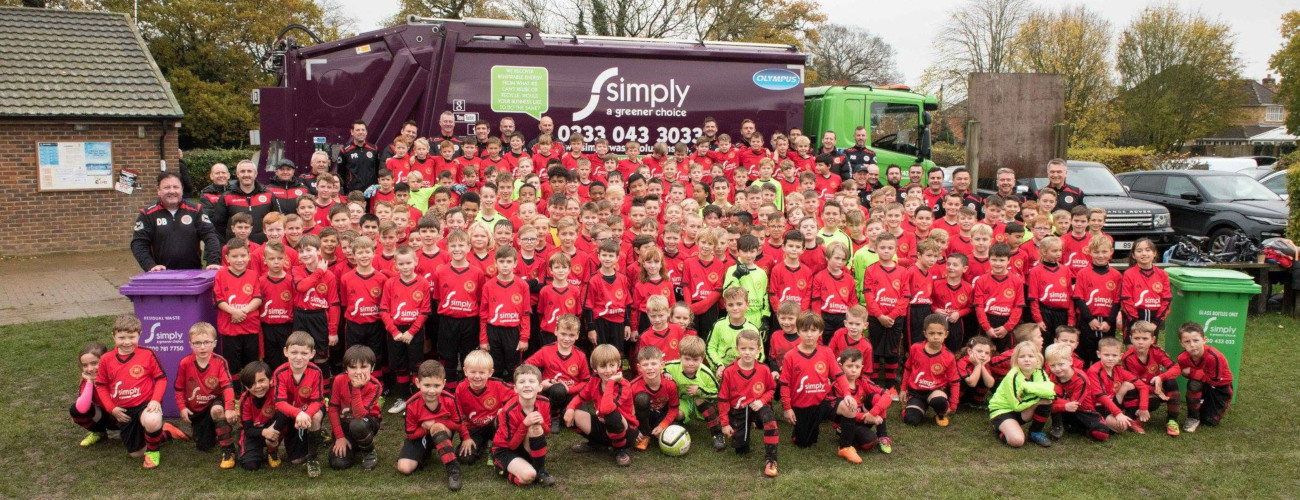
[3,315,1299,499]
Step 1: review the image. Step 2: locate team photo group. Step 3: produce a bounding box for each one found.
[101,111,1235,490]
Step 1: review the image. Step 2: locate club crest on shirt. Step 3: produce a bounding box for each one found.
[1003,289,1014,298]
[708,272,719,283]
[413,290,424,301]
[280,290,292,301]
[1106,281,1116,290]
[615,289,625,300]
[258,195,268,204]
[484,396,498,409]
[181,214,193,225]
[1153,283,1163,292]
[564,297,576,308]
[958,293,968,303]
[839,287,849,297]
[370,287,381,298]
[1058,278,1068,287]
[242,284,254,295]
[752,382,765,394]
[298,385,313,397]
[262,405,275,417]
[931,363,945,375]
[464,281,476,292]
[129,365,145,378]
[814,361,826,374]
[511,294,523,304]
[669,338,679,349]
[316,283,328,294]
[567,364,578,375]
[891,279,901,290]
[205,376,219,389]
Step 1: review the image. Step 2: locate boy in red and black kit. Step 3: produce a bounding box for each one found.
[95,315,176,469]
[291,235,340,379]
[327,346,383,471]
[565,344,639,467]
[1176,322,1234,432]
[1122,321,1182,436]
[1086,336,1149,437]
[834,347,894,463]
[213,238,262,390]
[430,229,483,382]
[235,361,282,471]
[174,322,238,467]
[338,236,389,383]
[1027,236,1073,347]
[479,246,532,378]
[1073,235,1121,365]
[768,230,814,332]
[862,233,908,390]
[782,312,857,463]
[526,315,590,433]
[272,331,327,477]
[630,346,681,450]
[1045,343,1130,442]
[397,360,467,491]
[905,240,941,345]
[456,350,515,464]
[975,243,1024,352]
[900,314,961,427]
[932,253,973,354]
[260,242,296,370]
[493,364,556,487]
[380,246,431,413]
[718,330,780,477]
[585,240,632,352]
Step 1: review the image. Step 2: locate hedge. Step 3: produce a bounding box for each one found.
[931,143,965,167]
[183,148,258,192]
[929,144,1162,173]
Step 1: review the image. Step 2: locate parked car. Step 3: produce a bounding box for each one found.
[1186,156,1259,173]
[976,161,1175,251]
[1236,155,1277,167]
[1115,170,1289,253]
[1258,169,1289,201]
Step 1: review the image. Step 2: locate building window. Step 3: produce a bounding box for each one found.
[1267,105,1284,122]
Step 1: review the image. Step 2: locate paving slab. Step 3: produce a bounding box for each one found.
[0,250,140,325]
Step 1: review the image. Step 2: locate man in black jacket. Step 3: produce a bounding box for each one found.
[266,159,311,215]
[212,160,277,243]
[337,119,379,194]
[198,162,231,226]
[131,172,221,271]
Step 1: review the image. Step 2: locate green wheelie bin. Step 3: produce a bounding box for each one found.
[1162,267,1259,395]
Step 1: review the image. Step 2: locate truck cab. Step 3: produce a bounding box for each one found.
[803,85,939,182]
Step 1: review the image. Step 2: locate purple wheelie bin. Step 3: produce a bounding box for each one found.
[119,270,217,417]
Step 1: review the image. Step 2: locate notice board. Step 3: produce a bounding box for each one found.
[37,141,114,191]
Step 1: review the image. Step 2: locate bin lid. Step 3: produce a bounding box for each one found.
[1166,267,1261,294]
[120,270,217,296]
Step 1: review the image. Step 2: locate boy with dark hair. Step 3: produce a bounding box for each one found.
[214,238,263,389]
[834,347,893,463]
[780,312,855,452]
[768,230,813,329]
[975,243,1023,352]
[1122,321,1182,436]
[1175,322,1234,432]
[260,242,295,369]
[723,234,769,329]
[899,314,960,427]
[565,345,640,467]
[931,253,973,353]
[584,240,632,351]
[338,235,388,383]
[526,315,590,433]
[273,331,327,477]
[480,246,531,378]
[397,360,467,491]
[630,346,680,450]
[235,361,281,470]
[328,345,383,470]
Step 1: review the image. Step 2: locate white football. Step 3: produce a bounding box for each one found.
[658,424,691,456]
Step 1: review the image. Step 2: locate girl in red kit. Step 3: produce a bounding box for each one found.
[71,341,115,447]
[1120,238,1170,342]
[630,247,675,336]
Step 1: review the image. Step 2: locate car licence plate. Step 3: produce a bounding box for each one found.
[1116,241,1133,250]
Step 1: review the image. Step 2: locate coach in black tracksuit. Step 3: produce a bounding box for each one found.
[212,161,277,244]
[338,121,380,195]
[132,172,222,271]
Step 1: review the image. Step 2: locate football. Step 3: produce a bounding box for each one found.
[658,424,691,456]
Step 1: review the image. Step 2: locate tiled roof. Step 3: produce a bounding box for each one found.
[1241,80,1276,108]
[0,6,182,119]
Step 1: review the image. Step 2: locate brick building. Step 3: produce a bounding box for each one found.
[0,7,183,256]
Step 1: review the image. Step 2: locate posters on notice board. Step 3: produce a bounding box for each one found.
[37,141,113,191]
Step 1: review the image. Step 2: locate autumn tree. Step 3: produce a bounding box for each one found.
[1270,10,1300,135]
[1115,4,1244,152]
[922,0,1029,102]
[686,0,825,46]
[805,23,900,86]
[386,0,504,25]
[1012,5,1115,146]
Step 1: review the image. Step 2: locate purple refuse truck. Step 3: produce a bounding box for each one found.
[255,17,807,174]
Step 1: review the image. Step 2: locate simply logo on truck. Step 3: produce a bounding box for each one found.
[572,67,692,121]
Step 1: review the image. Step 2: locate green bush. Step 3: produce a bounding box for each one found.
[1276,150,1300,170]
[1066,146,1156,173]
[1289,163,1300,242]
[931,143,966,167]
[183,148,258,191]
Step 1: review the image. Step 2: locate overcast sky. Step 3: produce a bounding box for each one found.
[336,0,1288,85]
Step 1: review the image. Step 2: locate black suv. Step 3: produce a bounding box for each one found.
[979,161,1175,251]
[1115,170,1288,253]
